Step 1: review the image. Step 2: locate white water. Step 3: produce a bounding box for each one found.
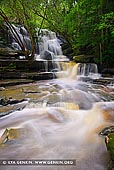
[10,25,31,51]
[0,66,114,170]
[9,25,69,61]
[37,29,63,56]
[55,62,100,80]
[1,25,114,169]
[78,63,98,76]
[0,101,114,170]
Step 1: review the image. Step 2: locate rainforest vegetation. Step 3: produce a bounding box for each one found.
[0,0,114,66]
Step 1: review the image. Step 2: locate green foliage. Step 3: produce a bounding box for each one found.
[8,63,16,69]
[106,133,114,162]
[98,12,114,30]
[0,0,114,65]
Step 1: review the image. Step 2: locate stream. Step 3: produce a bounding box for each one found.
[0,62,114,170]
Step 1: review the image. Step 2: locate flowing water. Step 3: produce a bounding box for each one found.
[8,25,69,61]
[37,29,62,56]
[0,62,114,170]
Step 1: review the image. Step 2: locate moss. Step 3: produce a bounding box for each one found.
[105,133,114,162]
[8,63,16,69]
[73,55,95,63]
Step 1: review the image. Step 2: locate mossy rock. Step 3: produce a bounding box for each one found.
[99,126,114,136]
[73,55,96,63]
[105,133,114,161]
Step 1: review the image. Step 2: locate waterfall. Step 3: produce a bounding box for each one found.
[77,63,98,76]
[76,63,101,80]
[9,24,32,51]
[55,62,100,80]
[37,29,63,56]
[0,59,114,170]
[36,28,69,62]
[6,23,101,78]
[1,21,114,170]
[7,25,69,63]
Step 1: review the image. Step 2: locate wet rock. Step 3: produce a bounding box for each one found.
[0,97,27,106]
[8,98,27,105]
[39,85,57,93]
[0,79,34,87]
[0,97,8,106]
[23,90,40,94]
[0,128,9,145]
[62,43,73,58]
[0,48,31,59]
[99,126,114,136]
[0,47,18,58]
[51,102,79,110]
[0,105,26,118]
[92,78,114,86]
[0,128,21,145]
[21,72,55,80]
[42,93,61,104]
[0,71,54,80]
[101,68,114,76]
[0,87,5,91]
[40,50,55,60]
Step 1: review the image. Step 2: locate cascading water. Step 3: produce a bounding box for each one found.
[8,25,69,72]
[55,62,100,80]
[8,25,68,62]
[35,28,69,73]
[1,24,114,170]
[0,61,114,170]
[77,63,101,80]
[78,63,98,76]
[9,25,31,51]
[37,29,63,56]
